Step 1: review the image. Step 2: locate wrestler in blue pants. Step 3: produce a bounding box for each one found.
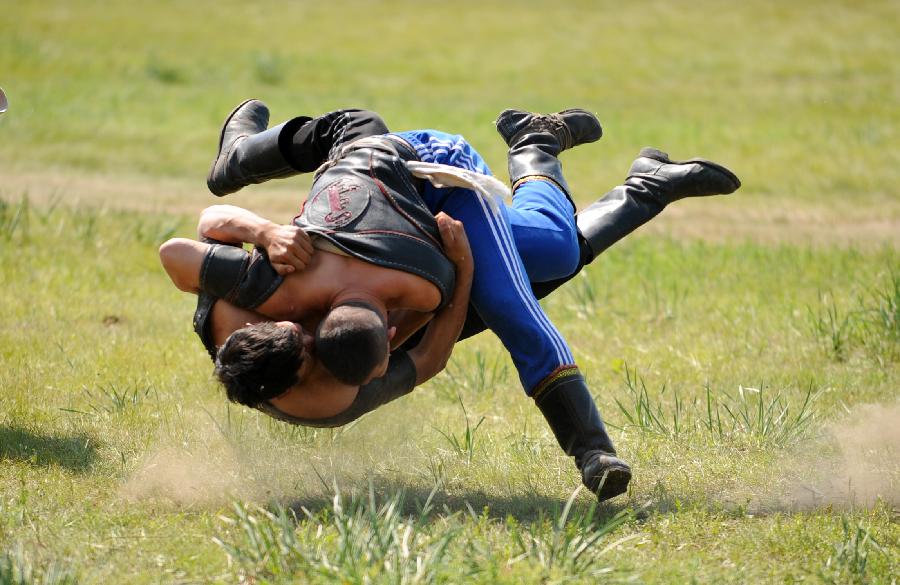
[395,125,631,502]
[395,130,580,395]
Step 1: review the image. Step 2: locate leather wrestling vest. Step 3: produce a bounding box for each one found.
[293,136,456,307]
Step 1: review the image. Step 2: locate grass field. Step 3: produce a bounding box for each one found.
[1,1,898,583]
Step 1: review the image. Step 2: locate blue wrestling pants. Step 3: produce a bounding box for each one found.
[393,130,581,394]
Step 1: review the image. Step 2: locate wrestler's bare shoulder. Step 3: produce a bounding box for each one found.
[209,300,266,346]
[268,364,359,419]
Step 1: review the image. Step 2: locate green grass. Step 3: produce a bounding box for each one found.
[1,0,899,582]
[2,0,899,206]
[1,199,897,583]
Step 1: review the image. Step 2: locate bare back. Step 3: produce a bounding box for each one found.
[255,249,442,325]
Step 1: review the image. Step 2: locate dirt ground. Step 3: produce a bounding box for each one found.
[3,169,899,248]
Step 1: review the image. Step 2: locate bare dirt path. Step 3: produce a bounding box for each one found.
[3,169,898,248]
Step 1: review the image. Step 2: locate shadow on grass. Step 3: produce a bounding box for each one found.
[284,477,630,524]
[0,425,97,473]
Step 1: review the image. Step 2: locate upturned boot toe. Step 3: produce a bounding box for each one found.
[207,99,270,196]
[630,147,741,201]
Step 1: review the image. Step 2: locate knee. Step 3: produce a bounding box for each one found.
[554,230,581,279]
[521,227,581,282]
[541,219,581,279]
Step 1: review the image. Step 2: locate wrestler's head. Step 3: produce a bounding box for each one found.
[214,321,314,407]
[315,301,393,385]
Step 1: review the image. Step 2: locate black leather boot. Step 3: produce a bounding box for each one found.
[207,99,309,196]
[448,147,741,342]
[577,147,740,261]
[534,371,631,502]
[495,109,602,203]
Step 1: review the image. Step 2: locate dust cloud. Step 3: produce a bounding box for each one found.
[117,413,421,508]
[120,445,260,506]
[780,403,900,510]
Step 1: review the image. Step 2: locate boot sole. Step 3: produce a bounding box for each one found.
[495,108,602,148]
[207,98,259,196]
[639,146,741,191]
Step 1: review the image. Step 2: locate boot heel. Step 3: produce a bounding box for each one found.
[638,147,670,162]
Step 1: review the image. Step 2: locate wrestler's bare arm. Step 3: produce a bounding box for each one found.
[158,203,311,291]
[198,205,314,275]
[407,213,473,385]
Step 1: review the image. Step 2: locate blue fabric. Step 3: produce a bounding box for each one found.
[393,130,579,393]
[506,179,580,282]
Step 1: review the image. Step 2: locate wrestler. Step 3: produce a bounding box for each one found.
[161,204,473,422]
[160,103,740,501]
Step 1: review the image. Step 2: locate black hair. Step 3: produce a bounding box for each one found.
[214,322,303,407]
[315,302,388,385]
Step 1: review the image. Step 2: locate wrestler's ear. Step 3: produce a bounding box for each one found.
[387,326,397,341]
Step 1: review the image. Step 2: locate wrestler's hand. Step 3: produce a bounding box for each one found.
[435,212,472,273]
[260,224,314,275]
